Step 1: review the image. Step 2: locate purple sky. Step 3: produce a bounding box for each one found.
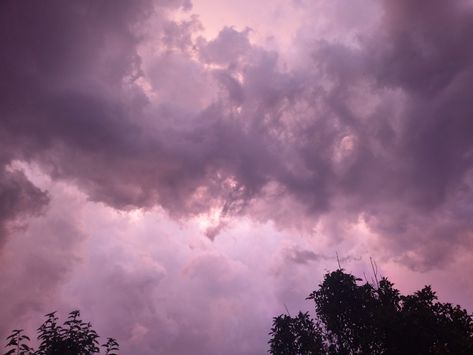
[1,1,473,354]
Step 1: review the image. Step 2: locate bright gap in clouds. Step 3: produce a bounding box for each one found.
[188,0,305,46]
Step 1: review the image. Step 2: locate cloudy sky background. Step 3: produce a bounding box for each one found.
[1,0,473,354]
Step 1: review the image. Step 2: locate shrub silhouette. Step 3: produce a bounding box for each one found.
[4,310,119,355]
[269,269,473,354]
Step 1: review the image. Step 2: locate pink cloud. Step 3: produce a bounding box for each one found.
[1,0,473,353]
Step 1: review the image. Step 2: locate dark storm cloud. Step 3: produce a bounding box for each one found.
[373,0,473,94]
[0,165,49,244]
[0,0,472,270]
[283,247,323,264]
[0,0,191,211]
[359,0,473,267]
[249,0,473,268]
[282,246,361,266]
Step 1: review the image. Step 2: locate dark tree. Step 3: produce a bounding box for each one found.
[269,269,473,355]
[4,310,119,355]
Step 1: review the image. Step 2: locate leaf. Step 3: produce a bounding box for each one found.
[20,344,32,351]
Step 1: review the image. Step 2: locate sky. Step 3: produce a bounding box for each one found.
[1,0,473,354]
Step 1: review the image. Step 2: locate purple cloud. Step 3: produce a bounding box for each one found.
[1,0,473,353]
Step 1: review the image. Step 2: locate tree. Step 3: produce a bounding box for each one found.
[4,310,119,355]
[269,269,473,354]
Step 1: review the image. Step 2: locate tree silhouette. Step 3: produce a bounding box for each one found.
[4,310,119,355]
[269,269,473,354]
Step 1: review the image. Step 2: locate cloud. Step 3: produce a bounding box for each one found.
[0,180,86,338]
[1,0,472,265]
[1,1,473,353]
[0,164,49,244]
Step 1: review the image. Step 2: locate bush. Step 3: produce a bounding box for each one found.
[4,310,119,355]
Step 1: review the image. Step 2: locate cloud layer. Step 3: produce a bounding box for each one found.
[1,0,473,353]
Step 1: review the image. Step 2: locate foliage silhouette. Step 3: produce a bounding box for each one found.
[269,269,473,354]
[4,310,119,355]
